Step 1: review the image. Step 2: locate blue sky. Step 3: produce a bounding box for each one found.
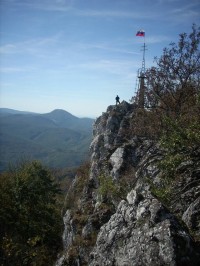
[0,0,200,118]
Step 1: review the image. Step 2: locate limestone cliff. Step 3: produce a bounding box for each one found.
[56,101,200,266]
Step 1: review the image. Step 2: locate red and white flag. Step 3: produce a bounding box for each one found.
[136,30,145,37]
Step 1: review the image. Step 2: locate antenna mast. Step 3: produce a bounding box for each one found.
[135,30,147,108]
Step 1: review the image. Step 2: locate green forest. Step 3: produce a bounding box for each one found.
[0,161,64,265]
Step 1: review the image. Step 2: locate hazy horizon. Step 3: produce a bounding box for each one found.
[0,106,96,119]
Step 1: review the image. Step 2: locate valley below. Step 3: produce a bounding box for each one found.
[0,108,94,172]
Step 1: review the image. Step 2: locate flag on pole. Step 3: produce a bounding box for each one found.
[136,30,145,37]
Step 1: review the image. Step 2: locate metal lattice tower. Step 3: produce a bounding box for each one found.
[137,41,147,108]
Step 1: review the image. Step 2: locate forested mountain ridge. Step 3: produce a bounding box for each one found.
[0,109,94,171]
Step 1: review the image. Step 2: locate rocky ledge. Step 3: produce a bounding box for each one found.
[56,101,200,266]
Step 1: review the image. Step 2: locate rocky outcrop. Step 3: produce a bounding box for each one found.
[56,101,200,266]
[89,183,197,266]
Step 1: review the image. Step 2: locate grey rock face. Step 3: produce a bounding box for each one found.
[57,102,200,266]
[55,210,74,266]
[110,147,124,178]
[182,196,200,236]
[90,101,136,181]
[89,182,197,266]
[62,210,74,250]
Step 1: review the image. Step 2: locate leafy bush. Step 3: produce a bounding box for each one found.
[0,161,62,266]
[159,118,200,178]
[98,175,122,201]
[145,24,200,116]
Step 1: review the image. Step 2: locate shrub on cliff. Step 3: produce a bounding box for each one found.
[159,117,200,177]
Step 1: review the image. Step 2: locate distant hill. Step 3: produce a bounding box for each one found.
[0,108,94,172]
[43,109,94,132]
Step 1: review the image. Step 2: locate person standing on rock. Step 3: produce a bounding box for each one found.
[116,95,120,105]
